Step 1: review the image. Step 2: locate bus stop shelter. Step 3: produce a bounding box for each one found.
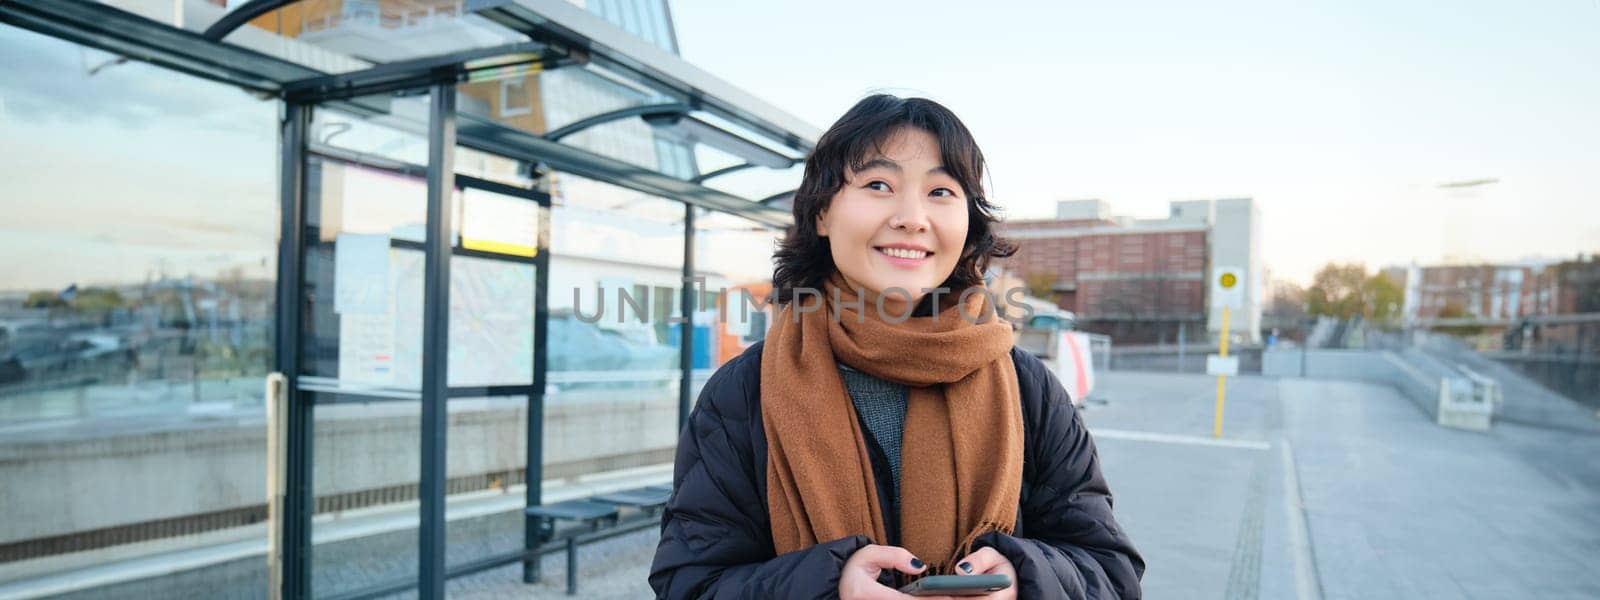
[0,1,811,597]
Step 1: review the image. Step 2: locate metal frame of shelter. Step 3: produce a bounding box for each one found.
[0,1,810,598]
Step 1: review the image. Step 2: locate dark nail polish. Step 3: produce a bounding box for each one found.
[910,558,925,569]
[959,562,973,573]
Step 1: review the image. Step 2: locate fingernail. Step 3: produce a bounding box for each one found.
[910,558,925,569]
[959,562,973,573]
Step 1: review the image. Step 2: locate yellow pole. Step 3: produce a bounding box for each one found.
[1214,307,1231,438]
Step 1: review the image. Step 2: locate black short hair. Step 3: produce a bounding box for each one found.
[771,94,1016,304]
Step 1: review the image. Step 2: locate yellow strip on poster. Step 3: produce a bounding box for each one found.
[462,237,538,258]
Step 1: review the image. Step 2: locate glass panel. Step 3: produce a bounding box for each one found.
[300,109,541,596]
[459,63,679,173]
[455,145,533,188]
[457,69,546,135]
[444,394,528,570]
[649,0,677,53]
[442,185,542,569]
[451,188,544,388]
[447,252,535,389]
[300,123,445,596]
[221,0,524,67]
[642,0,673,52]
[313,100,431,167]
[0,26,278,594]
[616,0,640,41]
[698,159,805,204]
[460,187,541,258]
[315,94,532,188]
[544,172,682,479]
[304,155,532,390]
[694,213,782,398]
[301,156,433,386]
[308,397,422,598]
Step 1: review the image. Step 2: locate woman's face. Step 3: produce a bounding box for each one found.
[816,127,970,302]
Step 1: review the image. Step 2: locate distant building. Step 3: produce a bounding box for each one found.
[1547,256,1600,315]
[1386,260,1586,323]
[1387,256,1599,359]
[1437,264,1531,320]
[999,198,1262,344]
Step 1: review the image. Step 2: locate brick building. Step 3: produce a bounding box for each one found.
[998,198,1261,344]
[1387,255,1599,323]
[1548,256,1600,315]
[1387,264,1542,322]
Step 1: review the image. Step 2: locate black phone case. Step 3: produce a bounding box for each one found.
[898,574,1012,596]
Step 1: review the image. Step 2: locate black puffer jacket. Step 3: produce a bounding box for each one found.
[649,342,1144,599]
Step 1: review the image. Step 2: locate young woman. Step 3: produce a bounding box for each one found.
[649,95,1144,599]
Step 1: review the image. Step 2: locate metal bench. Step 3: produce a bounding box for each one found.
[592,486,672,512]
[520,485,675,595]
[525,500,620,595]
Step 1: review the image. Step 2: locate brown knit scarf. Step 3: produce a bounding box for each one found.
[760,271,1023,575]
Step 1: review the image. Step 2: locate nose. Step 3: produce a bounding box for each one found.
[889,196,930,233]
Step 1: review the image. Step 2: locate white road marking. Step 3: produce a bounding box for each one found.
[1088,428,1272,451]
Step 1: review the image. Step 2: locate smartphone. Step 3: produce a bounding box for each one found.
[898,574,1012,596]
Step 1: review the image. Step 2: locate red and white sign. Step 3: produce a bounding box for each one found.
[1058,332,1097,406]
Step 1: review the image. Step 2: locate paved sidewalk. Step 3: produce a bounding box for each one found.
[1283,377,1600,599]
[425,371,1600,598]
[374,528,658,599]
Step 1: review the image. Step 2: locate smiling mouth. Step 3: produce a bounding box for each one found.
[875,246,932,260]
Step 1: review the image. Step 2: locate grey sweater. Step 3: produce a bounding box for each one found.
[837,363,908,506]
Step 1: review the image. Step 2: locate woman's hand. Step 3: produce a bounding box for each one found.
[951,547,1019,600]
[839,544,936,600]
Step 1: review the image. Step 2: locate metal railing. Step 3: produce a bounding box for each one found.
[1085,333,1113,373]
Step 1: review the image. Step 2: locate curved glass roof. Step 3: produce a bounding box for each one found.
[1,0,810,227]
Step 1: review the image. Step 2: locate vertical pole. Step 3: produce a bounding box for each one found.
[566,536,579,595]
[1301,317,1311,377]
[275,100,311,600]
[265,373,288,600]
[678,205,695,433]
[1214,307,1231,438]
[524,193,552,584]
[1178,323,1187,372]
[418,81,456,600]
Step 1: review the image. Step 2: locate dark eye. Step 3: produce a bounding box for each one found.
[931,188,958,198]
[865,181,891,192]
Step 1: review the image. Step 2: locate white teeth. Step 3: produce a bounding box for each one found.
[879,247,928,260]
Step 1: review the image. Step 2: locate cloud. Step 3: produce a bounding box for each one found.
[0,27,272,135]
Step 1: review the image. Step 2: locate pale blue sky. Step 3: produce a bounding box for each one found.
[3,4,1595,292]
[669,0,1600,285]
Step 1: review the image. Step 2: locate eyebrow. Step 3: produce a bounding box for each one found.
[857,158,951,177]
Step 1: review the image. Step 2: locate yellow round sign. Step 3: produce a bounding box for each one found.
[1219,272,1238,289]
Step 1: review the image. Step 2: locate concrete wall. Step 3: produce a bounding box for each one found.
[0,388,680,546]
[1267,345,1600,435]
[1111,345,1263,374]
[1265,346,1600,433]
[1418,333,1600,433]
[1262,349,1444,419]
[1262,349,1394,380]
[0,422,269,545]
